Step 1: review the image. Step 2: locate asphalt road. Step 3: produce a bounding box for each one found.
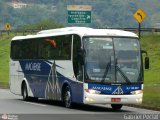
[0,89,159,120]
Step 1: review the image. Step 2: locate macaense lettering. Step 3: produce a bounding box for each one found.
[92,86,112,91]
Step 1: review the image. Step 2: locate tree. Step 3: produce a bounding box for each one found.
[23,19,64,30]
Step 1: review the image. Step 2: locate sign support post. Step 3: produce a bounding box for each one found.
[139,23,141,39]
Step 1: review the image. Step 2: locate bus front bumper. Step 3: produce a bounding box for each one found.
[83,92,143,104]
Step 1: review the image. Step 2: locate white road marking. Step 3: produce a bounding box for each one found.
[24,101,47,107]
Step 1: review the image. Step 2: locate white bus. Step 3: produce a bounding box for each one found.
[10,27,149,110]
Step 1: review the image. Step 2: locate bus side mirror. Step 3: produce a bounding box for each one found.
[141,50,149,69]
[145,57,149,69]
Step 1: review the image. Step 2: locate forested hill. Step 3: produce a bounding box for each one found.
[1,0,160,29]
[5,0,58,4]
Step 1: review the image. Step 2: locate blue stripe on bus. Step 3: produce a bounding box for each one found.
[19,60,50,97]
[19,60,83,103]
[44,60,65,69]
[88,83,141,95]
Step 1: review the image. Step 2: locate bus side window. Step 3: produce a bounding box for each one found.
[11,41,17,59]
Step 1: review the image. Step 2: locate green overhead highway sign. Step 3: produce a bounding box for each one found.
[68,11,91,23]
[67,5,92,24]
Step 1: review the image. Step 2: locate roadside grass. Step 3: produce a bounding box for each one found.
[0,34,13,87]
[0,32,160,108]
[141,33,160,108]
[0,32,34,87]
[143,86,160,108]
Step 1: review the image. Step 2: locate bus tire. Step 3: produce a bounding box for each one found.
[111,104,123,110]
[63,86,72,108]
[30,97,38,102]
[22,82,29,101]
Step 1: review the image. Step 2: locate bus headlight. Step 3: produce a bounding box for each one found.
[131,90,143,95]
[85,97,94,102]
[136,98,142,103]
[85,89,101,94]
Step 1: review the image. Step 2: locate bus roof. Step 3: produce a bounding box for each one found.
[12,27,138,41]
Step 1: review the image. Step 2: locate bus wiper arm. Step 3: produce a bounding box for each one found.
[101,62,111,83]
[116,66,132,84]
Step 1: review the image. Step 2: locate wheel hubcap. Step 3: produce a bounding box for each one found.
[65,91,71,107]
[23,87,27,99]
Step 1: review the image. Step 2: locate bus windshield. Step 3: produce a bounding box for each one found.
[83,37,142,84]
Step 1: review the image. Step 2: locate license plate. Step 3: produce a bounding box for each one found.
[111,98,121,102]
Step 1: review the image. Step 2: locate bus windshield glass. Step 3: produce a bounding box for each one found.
[83,37,142,84]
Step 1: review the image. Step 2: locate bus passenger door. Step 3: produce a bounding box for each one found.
[72,34,84,103]
[72,63,84,103]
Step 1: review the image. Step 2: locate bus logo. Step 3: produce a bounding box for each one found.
[25,63,41,71]
[112,86,124,95]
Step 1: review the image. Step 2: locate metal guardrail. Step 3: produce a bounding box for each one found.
[0,28,160,36]
[0,29,40,36]
[110,28,160,32]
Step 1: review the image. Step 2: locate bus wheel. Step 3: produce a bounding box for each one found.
[64,86,72,108]
[22,83,29,101]
[111,104,123,110]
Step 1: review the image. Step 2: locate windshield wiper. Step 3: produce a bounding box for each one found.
[101,60,111,83]
[116,65,132,84]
